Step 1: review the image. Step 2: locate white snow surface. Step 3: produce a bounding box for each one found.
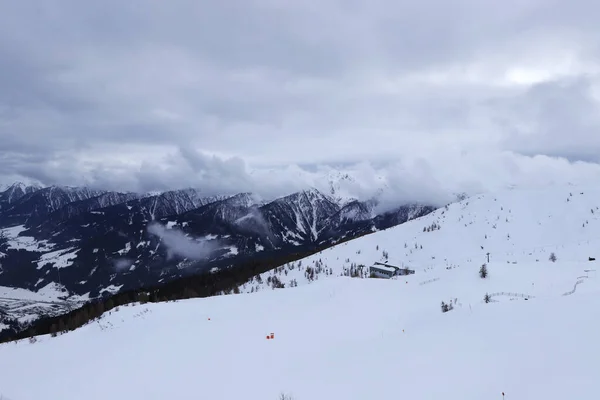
[99,285,123,295]
[36,247,79,270]
[0,284,65,303]
[2,185,600,399]
[0,225,54,252]
[1,274,599,400]
[0,284,85,330]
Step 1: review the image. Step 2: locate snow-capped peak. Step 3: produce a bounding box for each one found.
[0,182,43,208]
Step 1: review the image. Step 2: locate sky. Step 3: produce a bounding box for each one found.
[2,0,600,204]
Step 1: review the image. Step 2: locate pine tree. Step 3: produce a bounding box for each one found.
[479,264,488,278]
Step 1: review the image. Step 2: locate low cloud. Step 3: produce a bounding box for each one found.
[234,207,278,244]
[4,146,600,211]
[112,258,134,272]
[3,2,600,206]
[147,222,220,261]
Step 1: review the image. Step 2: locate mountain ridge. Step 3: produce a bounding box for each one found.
[0,182,434,329]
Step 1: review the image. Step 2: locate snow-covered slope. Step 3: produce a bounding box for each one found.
[0,266,598,400]
[0,284,86,331]
[239,185,600,292]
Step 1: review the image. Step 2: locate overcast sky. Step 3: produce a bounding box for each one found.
[2,0,600,203]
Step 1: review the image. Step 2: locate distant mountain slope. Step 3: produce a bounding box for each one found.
[0,186,105,227]
[39,192,141,230]
[0,182,434,329]
[257,189,340,244]
[238,185,600,293]
[0,183,42,213]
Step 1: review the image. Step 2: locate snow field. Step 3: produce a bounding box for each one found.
[0,256,599,400]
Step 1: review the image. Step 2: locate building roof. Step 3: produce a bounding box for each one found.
[370,264,397,273]
[374,262,401,270]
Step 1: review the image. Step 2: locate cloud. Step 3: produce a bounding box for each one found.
[3,0,600,204]
[497,77,600,161]
[234,207,278,244]
[147,222,221,260]
[112,258,134,272]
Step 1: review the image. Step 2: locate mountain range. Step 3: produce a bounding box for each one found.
[0,182,434,309]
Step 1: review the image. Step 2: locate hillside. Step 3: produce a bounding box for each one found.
[0,285,86,332]
[0,185,599,399]
[0,182,433,331]
[0,268,598,400]
[238,185,600,293]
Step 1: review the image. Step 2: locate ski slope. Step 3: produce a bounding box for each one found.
[1,185,600,400]
[0,274,599,400]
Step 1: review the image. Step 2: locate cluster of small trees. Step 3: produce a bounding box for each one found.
[241,255,371,294]
[304,266,317,281]
[342,263,367,278]
[268,275,285,289]
[423,222,441,232]
[441,300,455,313]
